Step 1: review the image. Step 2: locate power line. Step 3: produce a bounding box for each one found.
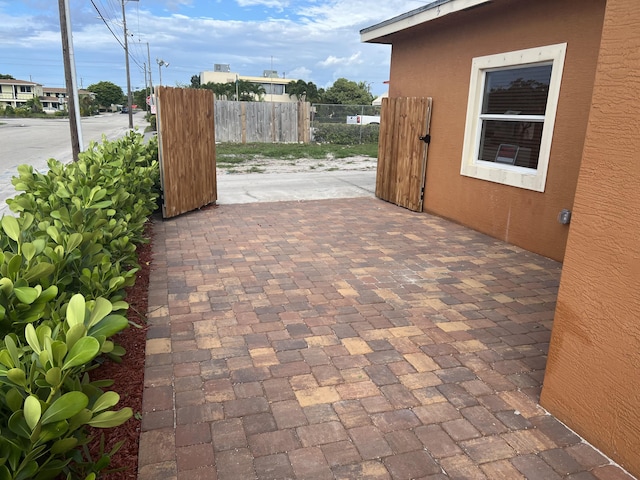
[90,0,145,71]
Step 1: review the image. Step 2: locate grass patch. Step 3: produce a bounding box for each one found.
[215,142,378,161]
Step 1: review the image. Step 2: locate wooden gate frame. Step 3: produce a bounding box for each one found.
[157,87,217,218]
[376,97,433,212]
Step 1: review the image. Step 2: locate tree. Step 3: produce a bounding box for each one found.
[286,80,320,102]
[322,78,374,105]
[87,81,125,109]
[0,73,15,79]
[79,94,97,116]
[25,96,43,114]
[133,87,151,111]
[199,80,265,101]
[190,74,201,88]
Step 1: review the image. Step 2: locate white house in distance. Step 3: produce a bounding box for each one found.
[0,79,42,109]
[0,78,92,114]
[200,64,298,103]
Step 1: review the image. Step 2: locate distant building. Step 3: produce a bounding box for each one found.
[0,79,42,109]
[0,78,93,113]
[200,64,297,103]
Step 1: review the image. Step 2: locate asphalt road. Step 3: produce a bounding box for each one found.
[0,112,146,216]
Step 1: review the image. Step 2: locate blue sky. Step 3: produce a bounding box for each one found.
[0,0,425,97]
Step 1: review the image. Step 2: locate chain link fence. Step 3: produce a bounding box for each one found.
[311,104,382,144]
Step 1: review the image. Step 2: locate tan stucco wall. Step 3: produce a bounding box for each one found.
[386,0,606,261]
[540,0,640,475]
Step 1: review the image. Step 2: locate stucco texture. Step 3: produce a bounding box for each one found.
[385,0,606,261]
[540,0,640,475]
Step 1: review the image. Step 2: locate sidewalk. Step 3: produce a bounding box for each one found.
[138,197,634,480]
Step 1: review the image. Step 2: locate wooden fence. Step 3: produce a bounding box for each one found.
[157,86,217,218]
[215,100,311,143]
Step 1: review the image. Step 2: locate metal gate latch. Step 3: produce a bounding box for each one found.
[419,134,431,144]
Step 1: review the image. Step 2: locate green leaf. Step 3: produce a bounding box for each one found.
[50,437,78,455]
[92,391,120,414]
[0,278,13,295]
[51,341,67,367]
[40,392,88,425]
[88,297,113,328]
[0,350,14,369]
[24,395,41,431]
[64,323,87,352]
[88,314,128,339]
[25,324,40,354]
[7,368,27,387]
[22,263,55,284]
[8,411,30,438]
[61,336,99,370]
[13,286,39,305]
[45,367,61,387]
[100,340,114,353]
[46,225,61,244]
[4,337,20,368]
[6,388,23,412]
[7,254,22,279]
[15,461,37,480]
[1,216,20,242]
[66,293,86,327]
[0,465,10,480]
[87,407,132,428]
[36,420,69,443]
[36,284,58,303]
[66,232,83,252]
[22,243,36,262]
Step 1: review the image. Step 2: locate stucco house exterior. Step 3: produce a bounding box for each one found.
[0,79,43,109]
[361,0,639,475]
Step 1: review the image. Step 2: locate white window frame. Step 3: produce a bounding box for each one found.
[460,43,567,192]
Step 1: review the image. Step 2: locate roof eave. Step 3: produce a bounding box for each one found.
[360,0,492,43]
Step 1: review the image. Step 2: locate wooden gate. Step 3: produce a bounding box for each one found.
[376,97,432,211]
[157,87,217,218]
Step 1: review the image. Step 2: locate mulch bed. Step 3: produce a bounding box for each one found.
[86,222,153,479]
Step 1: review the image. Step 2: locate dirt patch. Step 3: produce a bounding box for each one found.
[217,155,377,174]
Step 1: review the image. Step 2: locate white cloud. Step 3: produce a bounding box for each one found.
[236,0,290,7]
[318,51,362,67]
[286,66,312,80]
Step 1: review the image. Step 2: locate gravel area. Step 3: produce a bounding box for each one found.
[217,154,377,174]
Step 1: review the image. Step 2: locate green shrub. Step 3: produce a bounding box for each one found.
[313,123,379,145]
[0,131,160,479]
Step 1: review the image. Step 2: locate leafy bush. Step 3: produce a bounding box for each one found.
[0,131,159,479]
[313,123,379,145]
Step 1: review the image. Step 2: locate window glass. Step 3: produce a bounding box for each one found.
[478,120,544,168]
[482,65,551,115]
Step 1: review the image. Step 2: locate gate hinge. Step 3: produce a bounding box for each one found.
[419,134,431,144]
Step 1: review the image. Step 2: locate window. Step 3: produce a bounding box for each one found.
[20,86,32,93]
[460,43,566,192]
[261,83,285,95]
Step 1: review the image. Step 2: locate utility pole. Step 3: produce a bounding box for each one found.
[58,0,83,161]
[146,42,154,113]
[121,0,138,129]
[143,62,148,112]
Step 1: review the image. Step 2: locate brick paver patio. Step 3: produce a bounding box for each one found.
[138,197,634,480]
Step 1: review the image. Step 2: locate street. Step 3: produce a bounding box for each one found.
[0,112,147,216]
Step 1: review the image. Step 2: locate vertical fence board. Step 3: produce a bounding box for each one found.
[376,97,432,212]
[157,87,217,218]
